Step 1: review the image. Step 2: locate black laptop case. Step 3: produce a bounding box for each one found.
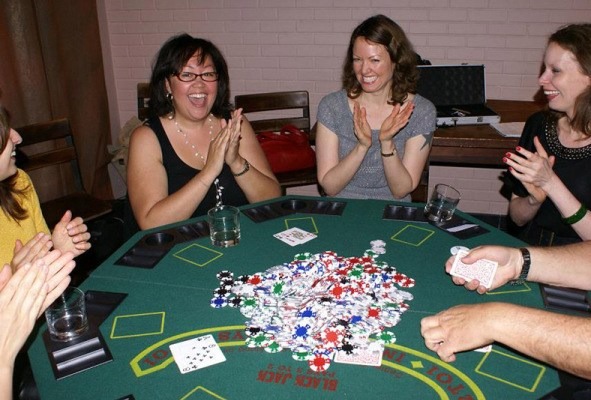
[416,64,500,126]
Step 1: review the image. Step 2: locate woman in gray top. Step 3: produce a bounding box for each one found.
[316,15,436,201]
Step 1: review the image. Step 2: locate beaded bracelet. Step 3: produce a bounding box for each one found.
[562,204,587,225]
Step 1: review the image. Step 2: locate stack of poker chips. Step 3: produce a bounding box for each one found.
[211,248,415,371]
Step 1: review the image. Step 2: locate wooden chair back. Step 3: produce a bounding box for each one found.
[137,82,150,121]
[234,91,318,192]
[16,118,112,227]
[235,91,312,138]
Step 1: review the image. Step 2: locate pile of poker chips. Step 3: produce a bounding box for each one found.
[211,245,415,371]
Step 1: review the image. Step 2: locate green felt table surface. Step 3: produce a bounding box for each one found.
[28,196,559,399]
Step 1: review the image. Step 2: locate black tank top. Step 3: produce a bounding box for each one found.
[148,116,248,218]
[123,116,250,238]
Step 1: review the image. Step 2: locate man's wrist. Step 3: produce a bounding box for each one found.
[510,247,531,285]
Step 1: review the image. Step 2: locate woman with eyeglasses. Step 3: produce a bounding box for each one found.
[126,34,280,231]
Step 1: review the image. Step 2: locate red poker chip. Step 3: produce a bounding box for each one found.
[308,353,331,372]
[321,327,344,345]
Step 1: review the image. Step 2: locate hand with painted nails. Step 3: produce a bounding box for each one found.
[505,136,556,204]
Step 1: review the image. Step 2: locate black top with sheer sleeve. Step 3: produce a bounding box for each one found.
[503,111,591,241]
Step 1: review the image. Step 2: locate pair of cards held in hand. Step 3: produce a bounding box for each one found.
[450,249,498,289]
[274,227,317,246]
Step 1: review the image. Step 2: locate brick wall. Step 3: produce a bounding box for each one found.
[97,0,591,210]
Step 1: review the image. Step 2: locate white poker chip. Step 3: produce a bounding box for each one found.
[450,246,469,255]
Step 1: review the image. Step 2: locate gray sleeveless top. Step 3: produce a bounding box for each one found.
[317,90,436,201]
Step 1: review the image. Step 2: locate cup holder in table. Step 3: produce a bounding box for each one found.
[382,205,428,222]
[281,199,307,211]
[176,221,210,240]
[242,198,347,222]
[144,232,174,246]
[116,220,211,268]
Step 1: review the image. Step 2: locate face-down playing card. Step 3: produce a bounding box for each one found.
[450,249,498,289]
[169,334,226,374]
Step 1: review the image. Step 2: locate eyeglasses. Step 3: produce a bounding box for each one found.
[175,71,219,82]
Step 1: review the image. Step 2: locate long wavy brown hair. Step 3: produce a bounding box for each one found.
[546,24,591,136]
[0,106,28,222]
[342,14,418,105]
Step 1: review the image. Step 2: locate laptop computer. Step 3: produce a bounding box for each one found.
[415,64,500,127]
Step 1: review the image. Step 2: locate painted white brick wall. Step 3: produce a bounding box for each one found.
[98,0,591,211]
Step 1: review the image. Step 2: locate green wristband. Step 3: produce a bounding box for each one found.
[563,204,587,225]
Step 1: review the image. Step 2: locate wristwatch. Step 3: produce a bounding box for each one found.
[510,248,531,285]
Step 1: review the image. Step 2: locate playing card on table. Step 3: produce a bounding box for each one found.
[333,343,383,367]
[450,249,498,289]
[273,227,317,246]
[169,334,226,374]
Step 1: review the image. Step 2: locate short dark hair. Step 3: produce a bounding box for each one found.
[149,33,232,119]
[342,15,418,105]
[548,24,591,135]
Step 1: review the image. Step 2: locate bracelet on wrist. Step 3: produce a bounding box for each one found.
[381,149,397,157]
[232,159,250,177]
[510,247,531,285]
[562,204,587,225]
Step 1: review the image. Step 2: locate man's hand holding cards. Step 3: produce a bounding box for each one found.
[450,249,498,289]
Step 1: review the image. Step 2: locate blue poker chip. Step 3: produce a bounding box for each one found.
[210,296,227,308]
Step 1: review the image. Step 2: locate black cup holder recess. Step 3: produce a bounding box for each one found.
[43,291,127,380]
[144,232,174,246]
[382,204,428,222]
[115,220,210,269]
[242,198,346,223]
[281,199,307,211]
[382,204,489,239]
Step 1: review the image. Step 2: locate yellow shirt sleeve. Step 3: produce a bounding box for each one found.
[0,170,50,265]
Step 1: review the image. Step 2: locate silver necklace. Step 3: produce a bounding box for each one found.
[173,115,214,163]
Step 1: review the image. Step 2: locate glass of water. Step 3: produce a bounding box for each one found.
[424,184,461,223]
[208,205,241,247]
[45,286,89,342]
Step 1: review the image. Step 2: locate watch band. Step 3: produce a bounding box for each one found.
[510,247,531,285]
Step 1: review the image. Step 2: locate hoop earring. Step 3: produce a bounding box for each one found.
[166,92,173,101]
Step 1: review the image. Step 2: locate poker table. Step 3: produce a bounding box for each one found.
[28,196,560,399]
